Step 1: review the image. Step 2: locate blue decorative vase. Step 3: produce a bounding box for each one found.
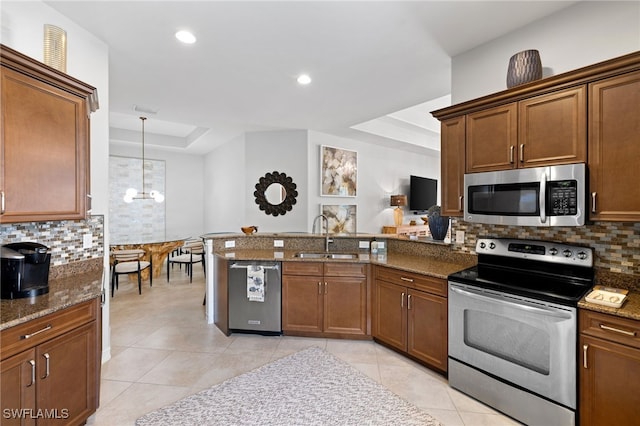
[428,216,450,241]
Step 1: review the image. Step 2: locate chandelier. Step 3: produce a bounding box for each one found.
[123,117,165,203]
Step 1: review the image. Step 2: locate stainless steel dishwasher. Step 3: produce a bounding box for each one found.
[228,261,281,335]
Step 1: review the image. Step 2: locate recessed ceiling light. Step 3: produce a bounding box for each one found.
[175,30,196,44]
[297,74,312,85]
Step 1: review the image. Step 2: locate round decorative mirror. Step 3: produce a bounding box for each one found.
[254,171,298,216]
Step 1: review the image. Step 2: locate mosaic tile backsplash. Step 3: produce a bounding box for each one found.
[451,219,640,276]
[0,216,104,267]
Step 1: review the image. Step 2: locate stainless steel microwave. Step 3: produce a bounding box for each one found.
[464,163,586,227]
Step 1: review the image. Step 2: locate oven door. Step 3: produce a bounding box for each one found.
[448,282,577,409]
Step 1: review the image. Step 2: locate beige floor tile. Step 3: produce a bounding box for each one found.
[101,347,172,382]
[133,324,232,352]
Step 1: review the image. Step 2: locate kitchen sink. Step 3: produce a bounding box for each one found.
[294,252,359,260]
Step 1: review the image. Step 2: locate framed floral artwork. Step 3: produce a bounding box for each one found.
[321,204,357,234]
[320,145,357,197]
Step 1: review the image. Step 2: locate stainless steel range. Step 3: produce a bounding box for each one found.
[448,238,594,426]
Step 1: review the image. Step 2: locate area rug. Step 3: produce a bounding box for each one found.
[136,346,444,426]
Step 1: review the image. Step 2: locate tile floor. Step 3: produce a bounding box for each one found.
[87,265,520,426]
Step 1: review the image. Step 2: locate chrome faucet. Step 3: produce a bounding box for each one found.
[312,214,333,252]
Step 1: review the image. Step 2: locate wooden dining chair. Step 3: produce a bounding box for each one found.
[167,239,205,283]
[111,249,152,296]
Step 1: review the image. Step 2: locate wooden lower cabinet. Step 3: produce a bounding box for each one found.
[373,265,447,373]
[0,298,101,426]
[579,309,640,426]
[282,262,369,338]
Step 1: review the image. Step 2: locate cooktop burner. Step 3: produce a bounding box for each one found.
[448,238,594,306]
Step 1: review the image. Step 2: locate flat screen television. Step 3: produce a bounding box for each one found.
[409,175,437,213]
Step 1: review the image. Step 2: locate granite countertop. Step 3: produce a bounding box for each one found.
[578,270,640,321]
[0,267,104,331]
[578,292,640,321]
[216,249,476,280]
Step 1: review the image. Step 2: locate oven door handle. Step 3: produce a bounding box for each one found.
[450,285,572,319]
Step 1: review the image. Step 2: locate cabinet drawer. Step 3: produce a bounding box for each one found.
[283,262,324,276]
[324,262,367,277]
[375,266,446,297]
[1,298,99,360]
[579,309,640,350]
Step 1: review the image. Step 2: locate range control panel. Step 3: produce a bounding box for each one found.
[476,238,593,267]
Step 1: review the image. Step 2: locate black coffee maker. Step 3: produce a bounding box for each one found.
[1,242,51,299]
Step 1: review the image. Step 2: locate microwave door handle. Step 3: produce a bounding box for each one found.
[539,171,547,224]
[450,285,571,319]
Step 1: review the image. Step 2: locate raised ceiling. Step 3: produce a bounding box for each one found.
[45,1,578,154]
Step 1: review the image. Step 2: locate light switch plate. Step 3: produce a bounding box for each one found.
[274,240,284,248]
[83,233,93,249]
[456,231,465,244]
[225,240,235,248]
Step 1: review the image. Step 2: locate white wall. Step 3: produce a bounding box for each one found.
[203,134,246,233]
[203,129,439,235]
[452,1,640,103]
[110,143,205,239]
[244,130,309,233]
[308,131,439,233]
[2,1,111,360]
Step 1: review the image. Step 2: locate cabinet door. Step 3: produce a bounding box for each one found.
[518,86,586,168]
[324,277,367,336]
[588,70,640,221]
[407,289,447,372]
[579,335,640,426]
[466,103,517,173]
[373,280,406,352]
[0,349,36,426]
[282,275,323,334]
[440,116,465,216]
[36,322,97,426]
[1,67,89,223]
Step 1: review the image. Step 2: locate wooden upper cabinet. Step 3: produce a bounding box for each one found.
[466,103,517,173]
[466,86,586,173]
[518,86,586,168]
[588,70,640,221]
[440,116,465,216]
[0,45,98,223]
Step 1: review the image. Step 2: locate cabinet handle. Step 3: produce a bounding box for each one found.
[583,344,589,369]
[591,192,597,213]
[41,353,50,379]
[400,277,414,283]
[401,292,405,308]
[1,191,5,214]
[87,193,93,214]
[27,360,36,387]
[318,282,322,295]
[519,144,525,162]
[407,294,412,310]
[21,324,52,340]
[600,323,636,336]
[324,282,328,295]
[509,146,514,163]
[458,196,463,212]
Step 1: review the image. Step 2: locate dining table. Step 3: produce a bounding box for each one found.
[110,236,188,279]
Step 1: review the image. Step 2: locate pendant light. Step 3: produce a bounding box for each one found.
[123,117,165,203]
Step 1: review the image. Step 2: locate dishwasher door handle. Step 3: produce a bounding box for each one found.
[230,264,279,270]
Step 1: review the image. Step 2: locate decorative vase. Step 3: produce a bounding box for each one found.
[506,49,542,88]
[428,215,450,241]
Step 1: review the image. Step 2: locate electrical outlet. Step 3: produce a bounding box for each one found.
[456,231,465,244]
[83,233,93,249]
[225,240,235,248]
[274,240,284,248]
[359,241,370,249]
